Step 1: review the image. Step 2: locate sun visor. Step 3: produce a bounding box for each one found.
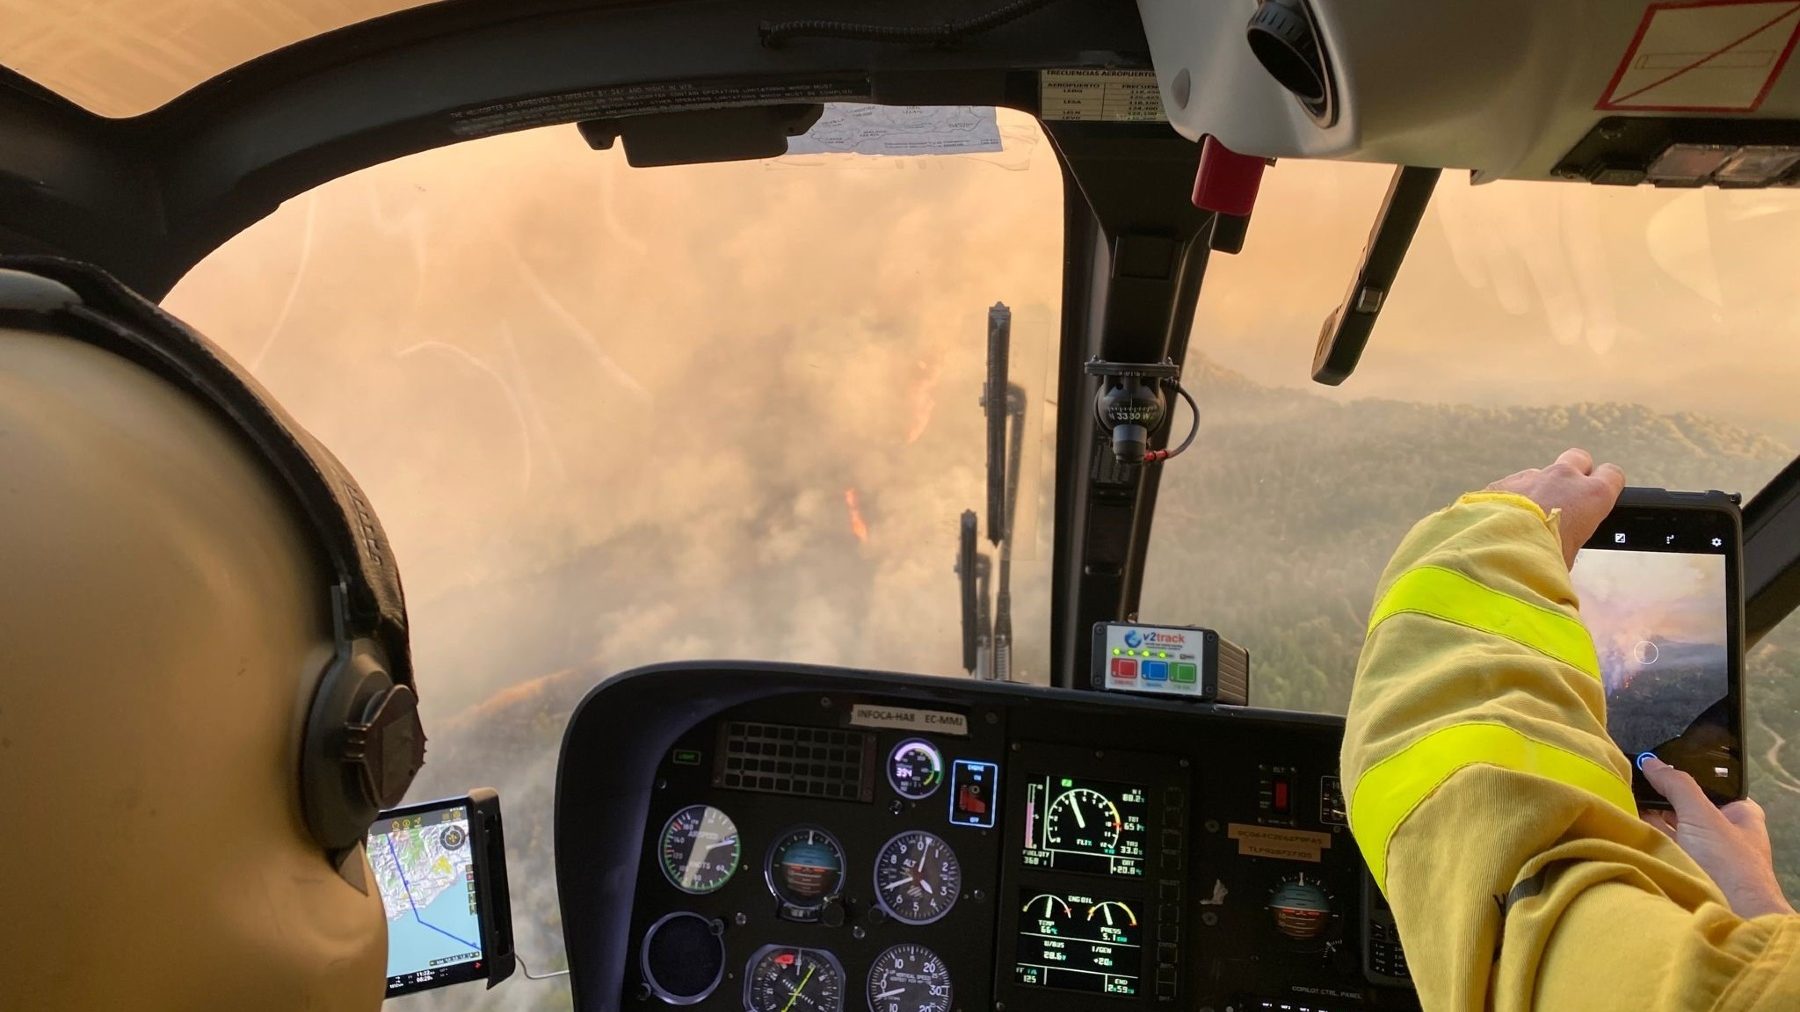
[1136,0,1800,183]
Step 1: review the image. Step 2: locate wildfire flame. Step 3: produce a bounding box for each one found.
[905,357,942,444]
[844,487,870,544]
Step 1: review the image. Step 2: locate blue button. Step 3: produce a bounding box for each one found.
[1636,751,1658,771]
[1141,660,1169,681]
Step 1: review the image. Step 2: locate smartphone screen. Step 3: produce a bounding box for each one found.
[1570,502,1743,804]
[370,799,492,995]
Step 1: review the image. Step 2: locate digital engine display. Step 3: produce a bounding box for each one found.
[1021,775,1148,877]
[1014,890,1142,996]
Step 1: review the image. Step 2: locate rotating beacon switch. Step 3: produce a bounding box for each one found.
[1092,622,1249,704]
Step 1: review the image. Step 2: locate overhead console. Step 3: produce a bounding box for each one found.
[556,664,1419,1012]
[1135,0,1800,184]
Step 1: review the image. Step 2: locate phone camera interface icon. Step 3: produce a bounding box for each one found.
[1613,533,1627,544]
[1665,534,1677,545]
[1712,537,1724,547]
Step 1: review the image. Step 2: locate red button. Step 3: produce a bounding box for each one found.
[1273,779,1290,813]
[1111,658,1138,679]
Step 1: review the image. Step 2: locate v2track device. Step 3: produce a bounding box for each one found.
[1091,622,1250,704]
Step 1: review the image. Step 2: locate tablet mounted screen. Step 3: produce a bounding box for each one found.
[369,789,516,996]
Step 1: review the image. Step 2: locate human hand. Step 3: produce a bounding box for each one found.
[1485,448,1625,568]
[1641,757,1795,919]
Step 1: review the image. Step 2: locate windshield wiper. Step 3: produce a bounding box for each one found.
[959,303,1028,680]
[1312,165,1440,385]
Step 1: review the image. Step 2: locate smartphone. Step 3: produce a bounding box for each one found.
[368,788,517,996]
[1569,488,1745,807]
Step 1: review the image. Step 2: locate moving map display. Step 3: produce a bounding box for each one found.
[370,804,485,992]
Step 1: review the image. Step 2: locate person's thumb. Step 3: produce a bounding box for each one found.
[1643,757,1716,822]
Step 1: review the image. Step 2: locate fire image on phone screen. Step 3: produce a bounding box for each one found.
[1569,549,1729,760]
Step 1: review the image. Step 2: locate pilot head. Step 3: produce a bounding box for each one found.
[0,263,422,1010]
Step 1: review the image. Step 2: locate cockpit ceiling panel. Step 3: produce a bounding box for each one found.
[1138,0,1800,181]
[0,0,445,117]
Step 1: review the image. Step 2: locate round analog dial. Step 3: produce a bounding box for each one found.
[866,943,952,1012]
[887,739,945,800]
[767,826,846,914]
[658,804,740,894]
[873,831,962,925]
[745,946,844,1012]
[1267,871,1340,942]
[1044,787,1123,851]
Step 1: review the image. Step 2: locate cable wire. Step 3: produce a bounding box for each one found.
[1143,381,1200,464]
[516,953,571,981]
[761,0,1062,47]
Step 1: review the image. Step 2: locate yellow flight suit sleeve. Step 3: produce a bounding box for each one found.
[1341,491,1800,1011]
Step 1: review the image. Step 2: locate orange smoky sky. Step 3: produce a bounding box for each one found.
[154,109,1800,715]
[166,110,1064,708]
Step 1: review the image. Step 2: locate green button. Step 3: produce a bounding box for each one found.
[672,748,702,766]
[1172,663,1198,684]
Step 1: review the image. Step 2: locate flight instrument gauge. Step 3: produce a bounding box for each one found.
[866,943,952,1012]
[767,826,846,918]
[887,739,945,800]
[1045,786,1124,852]
[1268,871,1340,942]
[873,830,962,925]
[745,946,845,1012]
[658,804,741,894]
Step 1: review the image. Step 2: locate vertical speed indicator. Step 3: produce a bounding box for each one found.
[867,943,952,1012]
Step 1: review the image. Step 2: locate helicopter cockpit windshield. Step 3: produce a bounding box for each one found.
[9,1,1800,1010]
[162,111,1066,1001]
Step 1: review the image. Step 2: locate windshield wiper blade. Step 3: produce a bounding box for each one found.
[1312,165,1439,385]
[957,510,980,674]
[984,303,1012,544]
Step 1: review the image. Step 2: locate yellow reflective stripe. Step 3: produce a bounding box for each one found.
[1350,722,1636,891]
[1369,565,1600,680]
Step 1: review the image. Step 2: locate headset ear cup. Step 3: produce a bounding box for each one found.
[301,641,426,853]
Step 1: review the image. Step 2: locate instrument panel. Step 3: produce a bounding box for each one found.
[555,664,1420,1012]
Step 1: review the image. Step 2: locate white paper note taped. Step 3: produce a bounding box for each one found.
[787,104,1002,155]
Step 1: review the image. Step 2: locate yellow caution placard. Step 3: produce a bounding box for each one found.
[1227,823,1333,863]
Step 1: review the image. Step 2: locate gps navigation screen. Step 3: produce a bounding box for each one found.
[1569,547,1731,763]
[370,804,486,994]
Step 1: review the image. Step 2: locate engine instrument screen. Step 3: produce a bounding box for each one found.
[1014,889,1142,996]
[1021,775,1148,877]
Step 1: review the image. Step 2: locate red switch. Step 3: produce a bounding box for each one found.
[1272,779,1290,814]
